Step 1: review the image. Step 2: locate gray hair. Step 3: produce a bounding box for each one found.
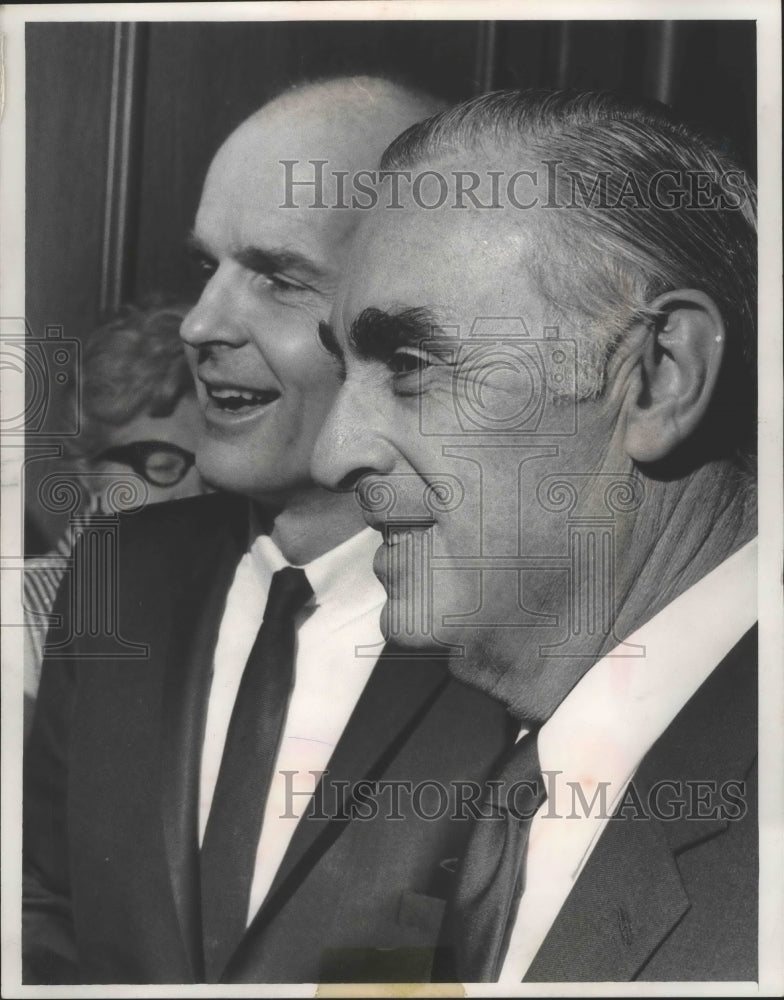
[381,89,757,466]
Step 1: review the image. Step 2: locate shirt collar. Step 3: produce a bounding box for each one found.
[248,515,386,623]
[529,537,757,828]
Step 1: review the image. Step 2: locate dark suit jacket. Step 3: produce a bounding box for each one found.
[438,625,758,983]
[23,492,517,985]
[524,626,758,982]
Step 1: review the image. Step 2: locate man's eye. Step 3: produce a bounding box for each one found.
[390,350,426,375]
[257,273,310,295]
[189,253,217,284]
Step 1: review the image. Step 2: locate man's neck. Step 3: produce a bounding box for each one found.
[255,486,367,565]
[611,461,756,648]
[486,460,756,724]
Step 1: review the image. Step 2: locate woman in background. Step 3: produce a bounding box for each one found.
[23,300,207,737]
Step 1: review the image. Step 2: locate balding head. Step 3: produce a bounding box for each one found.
[203,76,445,219]
[254,75,445,163]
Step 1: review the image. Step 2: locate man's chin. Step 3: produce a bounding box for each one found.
[195,446,300,503]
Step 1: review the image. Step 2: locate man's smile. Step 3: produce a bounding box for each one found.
[196,373,282,424]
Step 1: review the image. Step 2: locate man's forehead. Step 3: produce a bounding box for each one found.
[204,106,375,209]
[195,188,340,258]
[338,198,542,329]
[196,121,358,271]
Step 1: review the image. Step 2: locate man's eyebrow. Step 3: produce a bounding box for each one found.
[348,306,445,363]
[234,246,326,284]
[185,232,327,285]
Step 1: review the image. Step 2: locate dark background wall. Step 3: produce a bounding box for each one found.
[25,19,756,548]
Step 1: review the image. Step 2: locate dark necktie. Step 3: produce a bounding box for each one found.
[200,566,313,982]
[447,730,546,982]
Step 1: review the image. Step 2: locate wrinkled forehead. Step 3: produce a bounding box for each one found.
[335,194,548,343]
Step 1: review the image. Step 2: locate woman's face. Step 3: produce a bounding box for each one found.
[87,394,207,508]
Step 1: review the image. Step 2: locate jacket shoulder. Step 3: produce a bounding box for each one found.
[117,491,246,539]
[110,491,245,561]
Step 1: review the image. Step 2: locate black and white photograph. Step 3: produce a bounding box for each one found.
[1,1,782,995]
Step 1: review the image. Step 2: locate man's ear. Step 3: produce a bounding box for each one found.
[623,289,725,463]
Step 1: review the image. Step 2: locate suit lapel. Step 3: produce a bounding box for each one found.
[526,626,757,982]
[524,800,690,981]
[224,647,452,977]
[158,494,248,981]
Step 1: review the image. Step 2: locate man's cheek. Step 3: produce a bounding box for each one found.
[431,565,482,631]
[297,298,333,329]
[409,380,461,437]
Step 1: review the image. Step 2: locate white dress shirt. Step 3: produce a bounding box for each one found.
[499,537,757,982]
[198,521,386,925]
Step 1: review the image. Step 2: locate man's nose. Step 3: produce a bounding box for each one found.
[180,265,249,349]
[312,386,396,493]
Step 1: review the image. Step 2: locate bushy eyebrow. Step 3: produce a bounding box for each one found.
[318,306,446,376]
[348,306,444,363]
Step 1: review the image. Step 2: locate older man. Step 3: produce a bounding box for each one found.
[314,89,758,982]
[23,78,516,985]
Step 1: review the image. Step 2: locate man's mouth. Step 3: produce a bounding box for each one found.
[371,520,436,578]
[203,382,281,414]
